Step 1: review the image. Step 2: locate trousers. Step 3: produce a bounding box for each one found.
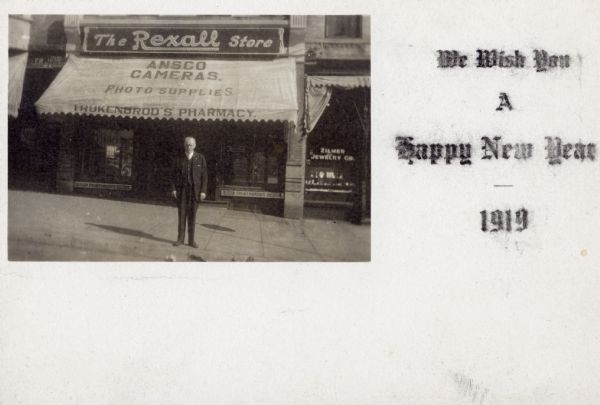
[177,184,198,243]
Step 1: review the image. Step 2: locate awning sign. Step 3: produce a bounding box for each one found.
[35,55,298,122]
[83,27,286,56]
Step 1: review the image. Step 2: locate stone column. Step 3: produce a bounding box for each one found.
[283,16,307,219]
[56,117,77,192]
[53,15,81,193]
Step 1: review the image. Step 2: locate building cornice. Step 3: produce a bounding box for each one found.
[79,16,289,27]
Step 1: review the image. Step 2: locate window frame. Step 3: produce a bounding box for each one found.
[324,15,362,39]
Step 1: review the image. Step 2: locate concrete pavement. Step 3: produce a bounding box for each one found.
[8,190,370,262]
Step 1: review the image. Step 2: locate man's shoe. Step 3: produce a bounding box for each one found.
[173,240,183,246]
[189,241,199,248]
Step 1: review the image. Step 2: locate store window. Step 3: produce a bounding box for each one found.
[325,16,361,39]
[77,128,134,184]
[306,146,355,193]
[218,122,286,191]
[305,146,357,198]
[305,87,368,210]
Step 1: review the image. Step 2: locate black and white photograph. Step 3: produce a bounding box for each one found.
[7,14,371,261]
[4,2,600,405]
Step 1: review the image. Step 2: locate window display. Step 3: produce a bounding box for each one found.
[77,128,133,185]
[305,147,355,193]
[221,127,286,191]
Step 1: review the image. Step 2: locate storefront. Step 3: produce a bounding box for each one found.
[35,24,298,216]
[9,15,68,190]
[304,75,370,221]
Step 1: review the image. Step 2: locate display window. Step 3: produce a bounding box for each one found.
[305,147,355,193]
[70,118,287,199]
[76,126,134,185]
[217,122,286,192]
[305,87,366,205]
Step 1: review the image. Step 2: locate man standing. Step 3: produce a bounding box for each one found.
[171,136,207,248]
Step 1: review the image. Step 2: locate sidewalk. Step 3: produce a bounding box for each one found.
[7,190,370,262]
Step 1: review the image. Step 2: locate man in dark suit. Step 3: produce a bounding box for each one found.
[171,136,207,248]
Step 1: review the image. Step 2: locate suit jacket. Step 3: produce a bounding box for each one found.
[171,152,208,202]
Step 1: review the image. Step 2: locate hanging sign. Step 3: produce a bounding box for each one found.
[82,26,286,55]
[28,54,66,69]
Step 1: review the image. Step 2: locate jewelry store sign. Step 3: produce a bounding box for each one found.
[83,26,286,55]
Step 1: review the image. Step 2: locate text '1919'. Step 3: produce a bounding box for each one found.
[481,208,529,232]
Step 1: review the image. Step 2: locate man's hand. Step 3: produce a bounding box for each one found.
[200,193,206,201]
[171,190,177,199]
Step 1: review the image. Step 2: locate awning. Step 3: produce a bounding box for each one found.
[308,75,370,88]
[35,55,298,122]
[305,75,370,133]
[9,53,29,118]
